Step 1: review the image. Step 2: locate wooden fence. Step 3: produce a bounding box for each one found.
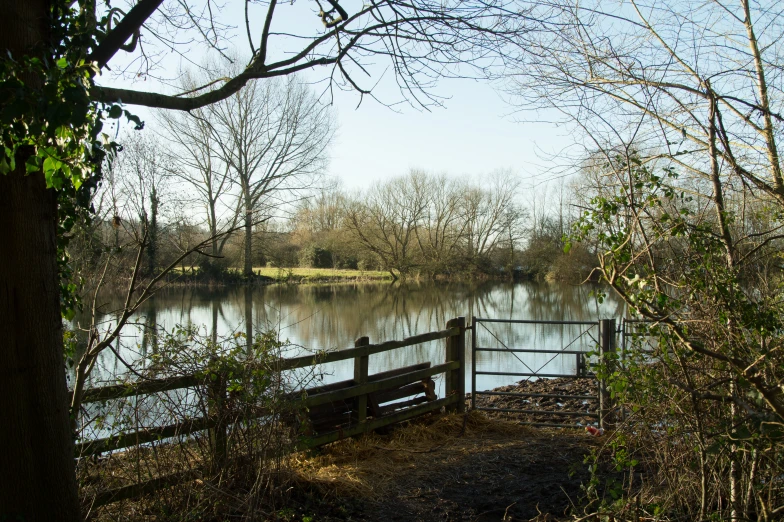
[77,317,466,507]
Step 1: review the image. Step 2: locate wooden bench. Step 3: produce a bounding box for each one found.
[296,362,438,435]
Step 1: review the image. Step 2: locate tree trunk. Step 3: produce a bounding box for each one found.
[0,173,81,521]
[245,285,253,353]
[210,201,218,257]
[0,0,81,519]
[244,192,253,278]
[147,185,159,275]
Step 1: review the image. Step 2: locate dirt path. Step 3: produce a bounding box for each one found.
[290,410,598,521]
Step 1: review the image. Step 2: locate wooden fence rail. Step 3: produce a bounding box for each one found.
[78,318,467,508]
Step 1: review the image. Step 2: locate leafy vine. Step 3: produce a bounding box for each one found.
[0,0,142,318]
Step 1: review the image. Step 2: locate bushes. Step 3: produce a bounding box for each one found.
[298,245,333,269]
[571,160,784,520]
[77,326,318,520]
[517,235,598,282]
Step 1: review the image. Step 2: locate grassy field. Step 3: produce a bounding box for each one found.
[170,266,394,283]
[253,267,393,283]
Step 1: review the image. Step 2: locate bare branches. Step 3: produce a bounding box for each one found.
[91,0,550,110]
[70,223,245,422]
[514,4,784,515]
[89,0,165,68]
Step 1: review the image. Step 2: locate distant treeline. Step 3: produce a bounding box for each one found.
[69,162,599,285]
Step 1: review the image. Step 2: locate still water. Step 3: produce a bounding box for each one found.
[73,280,625,396]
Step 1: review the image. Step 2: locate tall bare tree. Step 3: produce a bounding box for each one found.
[111,133,170,275]
[207,73,335,277]
[344,170,429,278]
[415,174,468,276]
[507,0,784,517]
[157,78,237,260]
[462,169,522,265]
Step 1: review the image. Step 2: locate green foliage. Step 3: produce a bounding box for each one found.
[298,245,334,269]
[0,0,142,319]
[570,153,784,518]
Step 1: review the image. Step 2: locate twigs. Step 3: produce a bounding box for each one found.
[70,224,246,427]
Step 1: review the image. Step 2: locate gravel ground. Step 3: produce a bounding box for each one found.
[473,377,600,428]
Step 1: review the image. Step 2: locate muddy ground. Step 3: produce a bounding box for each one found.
[289,378,608,522]
[474,377,600,428]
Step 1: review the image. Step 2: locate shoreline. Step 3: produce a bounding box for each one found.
[157,266,531,287]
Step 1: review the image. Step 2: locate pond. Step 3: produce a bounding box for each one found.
[71,280,626,396]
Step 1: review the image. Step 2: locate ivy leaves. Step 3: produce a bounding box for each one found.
[0,1,143,319]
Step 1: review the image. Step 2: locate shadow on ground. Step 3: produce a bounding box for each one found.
[289,411,597,521]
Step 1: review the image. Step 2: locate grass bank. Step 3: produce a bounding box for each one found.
[252,267,394,284]
[167,266,395,285]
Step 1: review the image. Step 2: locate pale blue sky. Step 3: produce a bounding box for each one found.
[98,0,570,190]
[321,77,567,189]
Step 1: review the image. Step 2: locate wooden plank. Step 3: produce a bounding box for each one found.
[422,378,437,401]
[81,375,202,403]
[296,395,458,450]
[301,362,458,409]
[75,416,214,456]
[279,327,459,370]
[373,382,426,405]
[88,468,203,508]
[288,378,355,398]
[308,400,351,417]
[208,373,227,472]
[377,396,429,416]
[445,318,464,413]
[454,317,466,414]
[368,362,431,381]
[354,337,369,424]
[287,363,430,401]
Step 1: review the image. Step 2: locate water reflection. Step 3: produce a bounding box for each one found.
[73,281,626,442]
[73,281,625,394]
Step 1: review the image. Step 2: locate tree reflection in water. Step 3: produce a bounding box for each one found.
[74,281,625,394]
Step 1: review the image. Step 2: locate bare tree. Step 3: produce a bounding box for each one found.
[344,171,429,279]
[462,169,522,266]
[507,0,784,517]
[415,174,468,276]
[111,133,171,275]
[344,170,525,277]
[293,180,347,236]
[206,73,336,277]
[157,77,238,260]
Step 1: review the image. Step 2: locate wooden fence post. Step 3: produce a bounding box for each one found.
[354,336,369,425]
[445,317,466,413]
[598,319,616,430]
[471,316,477,411]
[208,370,228,472]
[576,353,586,377]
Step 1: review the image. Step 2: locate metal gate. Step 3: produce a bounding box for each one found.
[470,317,616,429]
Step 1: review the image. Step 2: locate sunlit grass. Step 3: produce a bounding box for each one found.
[253,267,393,281]
[169,266,394,282]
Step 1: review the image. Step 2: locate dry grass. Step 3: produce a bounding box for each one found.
[287,411,534,501]
[81,411,599,521]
